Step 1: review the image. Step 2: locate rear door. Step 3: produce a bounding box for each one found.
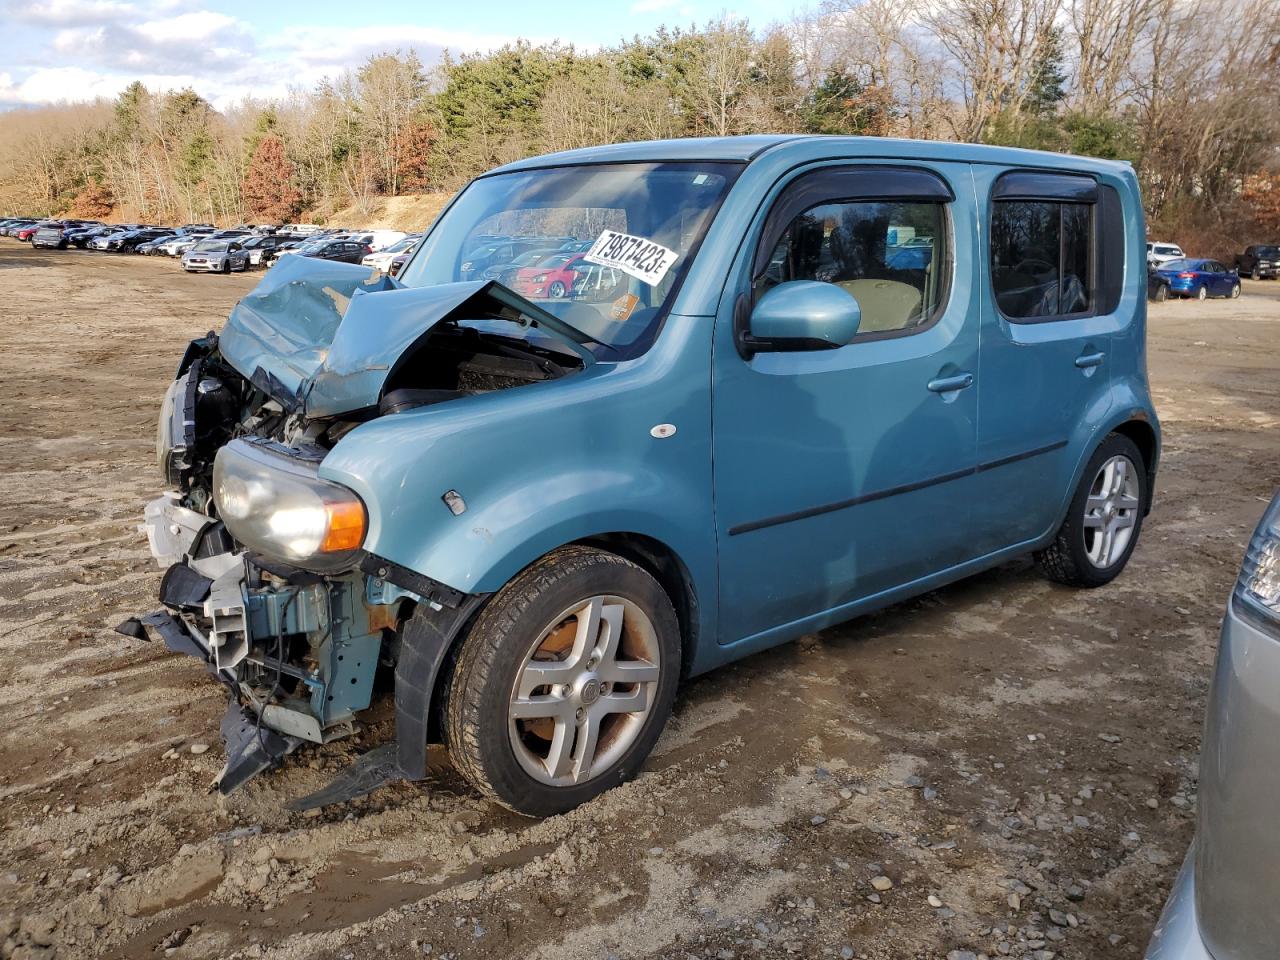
[970,169,1123,554]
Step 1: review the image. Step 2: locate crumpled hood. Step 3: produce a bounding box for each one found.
[219,254,593,419]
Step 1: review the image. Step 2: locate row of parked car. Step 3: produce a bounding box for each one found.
[0,216,425,276]
[1145,240,1279,302]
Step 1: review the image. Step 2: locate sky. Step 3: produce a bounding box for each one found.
[0,0,788,111]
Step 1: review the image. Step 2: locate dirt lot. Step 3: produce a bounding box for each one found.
[1,244,1277,960]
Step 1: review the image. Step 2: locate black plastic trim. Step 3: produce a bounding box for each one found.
[992,171,1098,203]
[727,440,1068,536]
[361,553,467,610]
[752,166,956,279]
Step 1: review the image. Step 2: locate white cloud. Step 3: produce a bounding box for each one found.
[0,66,155,105]
[2,0,137,27]
[0,3,560,111]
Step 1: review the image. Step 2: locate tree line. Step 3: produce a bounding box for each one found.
[1,0,1277,251]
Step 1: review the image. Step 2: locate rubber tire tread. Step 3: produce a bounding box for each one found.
[1035,432,1147,588]
[442,545,679,816]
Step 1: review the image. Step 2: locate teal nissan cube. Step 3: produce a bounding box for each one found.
[121,135,1160,815]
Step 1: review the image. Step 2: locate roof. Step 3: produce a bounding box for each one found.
[487,134,1133,177]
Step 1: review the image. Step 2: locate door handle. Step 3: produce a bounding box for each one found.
[927,373,974,393]
[1075,352,1105,369]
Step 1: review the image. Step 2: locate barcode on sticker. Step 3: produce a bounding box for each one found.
[583,230,678,287]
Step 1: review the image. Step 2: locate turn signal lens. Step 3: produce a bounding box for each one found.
[320,500,367,553]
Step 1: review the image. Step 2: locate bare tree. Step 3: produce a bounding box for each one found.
[920,0,1066,139]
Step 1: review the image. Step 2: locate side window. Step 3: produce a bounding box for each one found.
[991,200,1094,319]
[755,199,949,336]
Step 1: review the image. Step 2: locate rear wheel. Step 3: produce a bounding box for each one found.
[1036,433,1147,587]
[1196,285,1207,301]
[443,546,680,816]
[1153,283,1168,303]
[1231,282,1241,299]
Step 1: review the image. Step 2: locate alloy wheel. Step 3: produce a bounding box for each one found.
[1083,455,1140,569]
[508,595,660,787]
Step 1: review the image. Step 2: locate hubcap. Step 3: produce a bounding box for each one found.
[508,595,660,787]
[1083,455,1140,569]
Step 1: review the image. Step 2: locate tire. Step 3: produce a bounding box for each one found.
[1230,282,1241,299]
[1153,283,1167,303]
[1196,285,1207,301]
[1254,268,1262,281]
[1035,433,1148,588]
[442,546,680,816]
[548,280,567,298]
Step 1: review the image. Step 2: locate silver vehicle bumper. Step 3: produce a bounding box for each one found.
[1145,847,1213,960]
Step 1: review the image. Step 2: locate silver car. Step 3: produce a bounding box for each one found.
[1145,491,1280,960]
[181,239,249,273]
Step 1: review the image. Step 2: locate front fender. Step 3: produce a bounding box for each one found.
[317,312,716,626]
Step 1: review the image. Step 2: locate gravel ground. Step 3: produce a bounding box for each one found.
[1,244,1278,960]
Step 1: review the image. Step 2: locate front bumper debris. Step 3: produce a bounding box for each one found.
[120,491,396,796]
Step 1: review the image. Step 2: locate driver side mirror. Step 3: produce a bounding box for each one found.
[741,281,861,356]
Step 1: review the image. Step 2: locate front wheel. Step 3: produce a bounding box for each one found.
[1254,268,1262,281]
[442,546,680,816]
[548,280,567,298]
[1036,433,1148,587]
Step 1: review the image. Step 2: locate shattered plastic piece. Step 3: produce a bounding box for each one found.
[288,743,409,811]
[141,609,209,661]
[213,699,302,795]
[159,561,214,611]
[113,617,148,642]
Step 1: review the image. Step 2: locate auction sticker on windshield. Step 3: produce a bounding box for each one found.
[583,230,678,286]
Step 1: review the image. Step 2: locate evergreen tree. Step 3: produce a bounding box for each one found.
[242,135,302,223]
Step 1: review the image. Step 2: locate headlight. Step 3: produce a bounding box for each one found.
[461,261,473,272]
[213,438,366,572]
[531,274,547,283]
[1235,494,1280,632]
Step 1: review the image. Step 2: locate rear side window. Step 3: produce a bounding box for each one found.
[991,199,1093,319]
[987,170,1130,322]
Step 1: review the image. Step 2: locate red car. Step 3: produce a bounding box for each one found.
[511,253,588,299]
[16,223,46,241]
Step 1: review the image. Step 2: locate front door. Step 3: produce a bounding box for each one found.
[712,161,982,645]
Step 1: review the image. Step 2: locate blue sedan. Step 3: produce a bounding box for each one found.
[1157,258,1241,300]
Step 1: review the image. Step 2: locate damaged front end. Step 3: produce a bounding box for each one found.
[119,256,591,803]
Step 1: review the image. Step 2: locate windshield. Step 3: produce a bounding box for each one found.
[398,161,740,358]
[193,240,228,252]
[384,237,418,254]
[1258,246,1280,258]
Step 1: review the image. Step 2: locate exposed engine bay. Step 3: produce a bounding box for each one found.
[118,265,588,801]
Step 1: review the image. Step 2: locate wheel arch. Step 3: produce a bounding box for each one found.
[571,532,701,679]
[419,531,701,754]
[1111,417,1159,513]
